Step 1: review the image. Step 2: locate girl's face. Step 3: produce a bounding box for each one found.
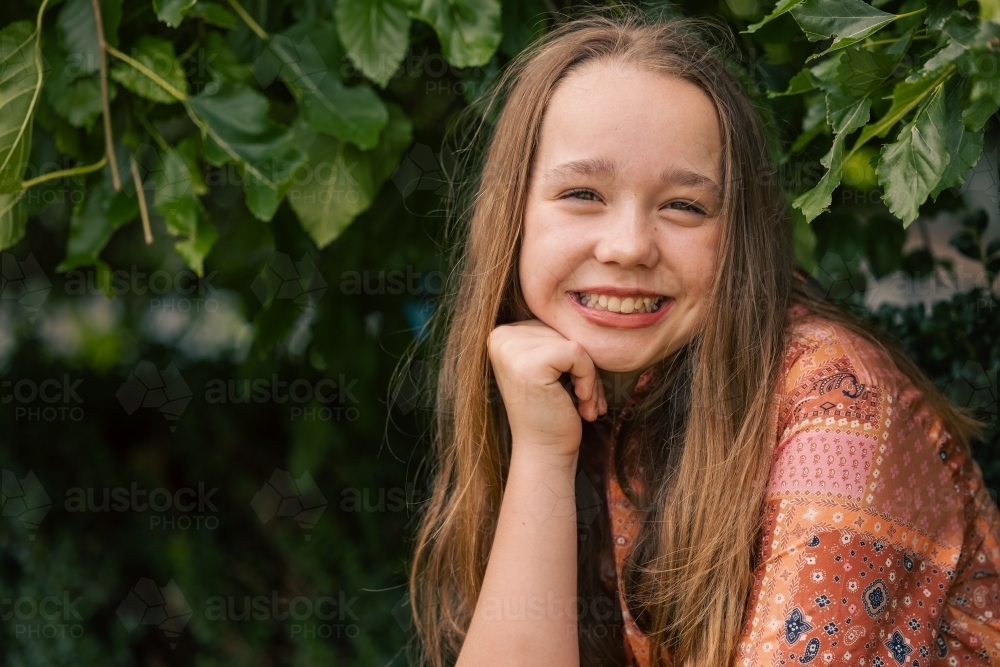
[519,61,724,374]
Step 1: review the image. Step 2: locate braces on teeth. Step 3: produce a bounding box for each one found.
[577,292,664,314]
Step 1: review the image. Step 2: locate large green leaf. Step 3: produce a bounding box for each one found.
[0,22,40,193]
[877,83,950,226]
[110,36,188,103]
[256,21,389,150]
[288,102,412,248]
[335,0,411,88]
[836,47,899,96]
[153,0,197,27]
[408,0,501,68]
[826,93,872,134]
[930,82,984,201]
[852,65,953,149]
[0,20,43,249]
[792,94,871,222]
[56,0,122,76]
[186,82,305,222]
[791,0,894,53]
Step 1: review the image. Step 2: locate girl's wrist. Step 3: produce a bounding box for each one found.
[510,441,580,474]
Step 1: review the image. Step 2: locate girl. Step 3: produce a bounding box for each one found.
[405,8,1000,667]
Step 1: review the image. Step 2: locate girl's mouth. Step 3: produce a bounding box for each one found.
[574,292,665,314]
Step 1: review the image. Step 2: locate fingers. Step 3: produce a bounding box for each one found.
[557,341,601,423]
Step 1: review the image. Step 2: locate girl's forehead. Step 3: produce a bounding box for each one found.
[535,64,723,180]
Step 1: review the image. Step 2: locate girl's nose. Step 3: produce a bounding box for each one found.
[592,196,659,268]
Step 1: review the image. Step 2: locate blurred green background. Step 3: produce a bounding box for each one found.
[1,0,998,665]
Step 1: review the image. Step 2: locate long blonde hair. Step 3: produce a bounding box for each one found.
[403,7,985,667]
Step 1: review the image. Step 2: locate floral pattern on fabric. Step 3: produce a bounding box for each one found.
[602,303,1000,667]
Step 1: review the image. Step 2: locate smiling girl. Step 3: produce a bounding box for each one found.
[405,9,1000,667]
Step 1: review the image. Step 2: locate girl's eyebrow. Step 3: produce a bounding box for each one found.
[545,157,721,200]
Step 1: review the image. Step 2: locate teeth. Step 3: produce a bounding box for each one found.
[577,292,664,314]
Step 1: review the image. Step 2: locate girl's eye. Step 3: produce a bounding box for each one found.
[561,189,601,202]
[666,200,707,215]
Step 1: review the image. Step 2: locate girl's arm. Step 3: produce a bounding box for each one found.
[456,447,581,667]
[456,320,606,666]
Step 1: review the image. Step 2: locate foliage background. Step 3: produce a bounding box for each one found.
[0,0,998,664]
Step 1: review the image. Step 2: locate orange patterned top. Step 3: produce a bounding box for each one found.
[601,301,1000,666]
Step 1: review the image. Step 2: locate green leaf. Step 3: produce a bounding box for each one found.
[836,47,899,96]
[202,32,253,84]
[42,40,113,130]
[257,21,389,150]
[173,208,217,276]
[979,0,1000,24]
[808,51,846,91]
[110,36,188,103]
[56,177,137,271]
[962,65,1000,131]
[0,191,26,249]
[186,83,306,222]
[791,94,870,223]
[921,13,978,73]
[187,2,238,29]
[56,0,122,76]
[768,69,817,97]
[153,0,197,27]
[876,83,950,226]
[853,65,953,149]
[793,134,846,222]
[744,0,806,33]
[409,0,501,68]
[826,93,872,134]
[930,81,984,201]
[152,147,200,236]
[288,102,412,248]
[335,0,411,88]
[791,0,895,54]
[0,21,41,195]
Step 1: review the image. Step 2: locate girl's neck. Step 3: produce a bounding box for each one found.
[598,369,643,409]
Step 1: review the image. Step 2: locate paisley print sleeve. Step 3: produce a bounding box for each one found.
[733,316,1000,666]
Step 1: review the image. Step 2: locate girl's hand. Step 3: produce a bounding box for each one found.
[488,320,607,460]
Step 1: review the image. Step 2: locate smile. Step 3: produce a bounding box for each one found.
[575,292,664,314]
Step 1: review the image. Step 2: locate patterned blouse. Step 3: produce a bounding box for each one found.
[600,301,1000,666]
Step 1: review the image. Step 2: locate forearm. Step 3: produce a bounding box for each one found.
[455,446,581,667]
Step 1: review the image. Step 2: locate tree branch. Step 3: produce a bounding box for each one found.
[91,0,122,191]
